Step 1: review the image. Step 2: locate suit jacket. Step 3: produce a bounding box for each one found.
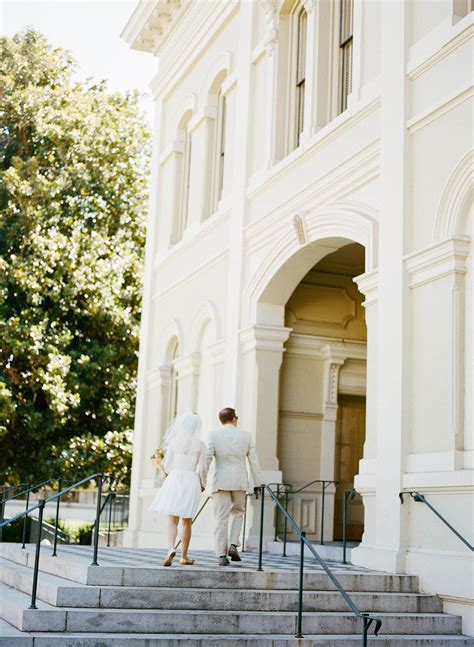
[207,425,261,494]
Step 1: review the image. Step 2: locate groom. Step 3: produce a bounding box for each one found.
[207,407,261,566]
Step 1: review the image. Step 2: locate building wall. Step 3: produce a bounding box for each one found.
[122,0,474,633]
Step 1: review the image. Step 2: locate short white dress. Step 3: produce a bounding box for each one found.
[149,441,207,519]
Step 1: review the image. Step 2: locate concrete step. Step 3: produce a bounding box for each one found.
[0,558,441,612]
[96,586,442,613]
[0,544,419,592]
[0,586,461,635]
[2,631,474,647]
[0,558,99,607]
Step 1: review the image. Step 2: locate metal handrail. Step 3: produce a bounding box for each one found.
[273,479,339,551]
[0,483,30,504]
[0,473,107,609]
[0,479,58,506]
[258,484,382,645]
[400,491,473,552]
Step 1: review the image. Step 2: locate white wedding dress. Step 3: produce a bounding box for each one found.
[149,441,207,519]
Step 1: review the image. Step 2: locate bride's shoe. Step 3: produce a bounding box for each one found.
[163,549,176,567]
[180,557,195,565]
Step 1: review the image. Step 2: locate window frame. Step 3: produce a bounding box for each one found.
[338,0,354,114]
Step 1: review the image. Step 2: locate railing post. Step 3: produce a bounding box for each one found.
[107,492,114,548]
[320,481,326,545]
[52,478,61,557]
[257,484,265,572]
[295,531,305,638]
[362,614,369,647]
[241,494,248,553]
[91,475,103,566]
[283,489,289,557]
[21,488,30,549]
[29,499,45,609]
[274,485,279,542]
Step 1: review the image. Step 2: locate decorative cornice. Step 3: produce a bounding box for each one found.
[240,325,292,354]
[354,269,379,306]
[405,237,470,288]
[284,334,367,361]
[121,0,186,54]
[208,339,226,365]
[145,365,171,389]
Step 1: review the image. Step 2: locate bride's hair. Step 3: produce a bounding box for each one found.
[163,412,202,454]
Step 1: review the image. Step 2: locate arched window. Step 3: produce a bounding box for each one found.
[211,87,226,213]
[339,0,354,113]
[168,340,179,422]
[173,111,192,243]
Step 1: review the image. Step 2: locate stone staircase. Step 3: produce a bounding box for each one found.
[0,543,473,646]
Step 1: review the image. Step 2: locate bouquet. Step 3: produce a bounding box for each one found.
[151,448,167,480]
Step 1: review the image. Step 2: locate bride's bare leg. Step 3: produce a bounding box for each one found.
[181,518,192,559]
[168,515,179,550]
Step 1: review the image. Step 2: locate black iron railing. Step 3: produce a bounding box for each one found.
[0,473,108,609]
[273,479,339,554]
[400,491,473,551]
[258,484,382,645]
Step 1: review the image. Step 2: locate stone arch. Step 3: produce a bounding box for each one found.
[243,201,378,325]
[172,92,197,134]
[433,151,474,241]
[157,318,185,365]
[201,51,232,101]
[189,300,221,353]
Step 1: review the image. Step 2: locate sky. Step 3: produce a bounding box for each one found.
[0,0,157,122]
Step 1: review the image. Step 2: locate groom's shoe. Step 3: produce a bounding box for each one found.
[219,555,230,566]
[228,544,241,562]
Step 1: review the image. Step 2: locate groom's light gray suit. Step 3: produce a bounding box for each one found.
[207,425,261,557]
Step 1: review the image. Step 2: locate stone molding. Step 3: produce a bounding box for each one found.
[405,236,470,289]
[406,12,474,81]
[354,269,379,306]
[240,325,292,354]
[174,352,201,378]
[433,151,474,241]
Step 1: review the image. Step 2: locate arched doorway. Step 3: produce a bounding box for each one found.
[277,242,367,543]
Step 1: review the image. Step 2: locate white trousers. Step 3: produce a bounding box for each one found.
[212,490,246,557]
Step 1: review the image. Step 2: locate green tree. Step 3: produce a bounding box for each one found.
[0,30,150,484]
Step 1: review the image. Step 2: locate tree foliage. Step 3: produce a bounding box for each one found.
[0,30,151,484]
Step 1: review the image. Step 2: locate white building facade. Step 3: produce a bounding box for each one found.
[122,0,474,633]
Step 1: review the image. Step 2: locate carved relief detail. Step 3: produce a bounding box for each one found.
[293,213,307,245]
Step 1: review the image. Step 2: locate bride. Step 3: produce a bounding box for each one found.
[149,412,207,566]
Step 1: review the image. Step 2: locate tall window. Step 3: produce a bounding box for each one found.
[211,88,226,213]
[179,122,192,239]
[295,8,307,146]
[168,341,179,422]
[339,0,354,113]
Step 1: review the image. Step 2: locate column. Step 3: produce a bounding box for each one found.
[126,100,163,544]
[353,269,378,548]
[223,0,257,404]
[240,325,291,478]
[353,0,411,573]
[405,237,470,468]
